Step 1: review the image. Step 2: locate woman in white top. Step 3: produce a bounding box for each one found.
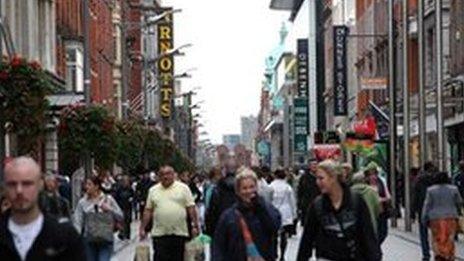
[270,168,297,261]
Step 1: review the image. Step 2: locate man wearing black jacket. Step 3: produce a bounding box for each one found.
[296,159,320,226]
[114,175,134,240]
[412,162,437,261]
[0,156,86,261]
[205,156,238,236]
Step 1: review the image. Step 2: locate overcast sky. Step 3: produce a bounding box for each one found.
[164,0,289,144]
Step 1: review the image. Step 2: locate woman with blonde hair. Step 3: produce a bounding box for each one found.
[297,160,381,261]
[212,168,281,261]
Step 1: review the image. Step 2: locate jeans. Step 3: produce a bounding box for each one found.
[419,220,431,260]
[378,216,389,245]
[85,241,113,261]
[153,235,187,261]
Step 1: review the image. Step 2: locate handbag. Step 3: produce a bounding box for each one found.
[235,210,265,261]
[84,196,115,243]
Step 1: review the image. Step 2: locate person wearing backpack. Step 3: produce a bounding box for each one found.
[296,160,381,261]
[73,176,123,261]
[212,168,281,261]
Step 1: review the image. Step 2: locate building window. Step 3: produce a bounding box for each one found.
[65,42,84,93]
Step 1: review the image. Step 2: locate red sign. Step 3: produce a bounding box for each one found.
[353,115,377,139]
[313,144,342,161]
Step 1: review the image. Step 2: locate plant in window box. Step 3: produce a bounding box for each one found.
[0,56,58,156]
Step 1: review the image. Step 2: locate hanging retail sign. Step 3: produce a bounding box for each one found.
[333,26,349,116]
[360,77,387,90]
[297,38,309,97]
[294,97,309,152]
[158,7,174,119]
[313,144,342,161]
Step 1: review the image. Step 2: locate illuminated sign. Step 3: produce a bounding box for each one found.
[158,8,174,118]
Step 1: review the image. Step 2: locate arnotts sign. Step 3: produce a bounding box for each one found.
[158,8,174,118]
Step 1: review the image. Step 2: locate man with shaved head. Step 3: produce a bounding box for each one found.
[0,156,86,260]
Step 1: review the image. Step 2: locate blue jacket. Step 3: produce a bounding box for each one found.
[212,197,281,261]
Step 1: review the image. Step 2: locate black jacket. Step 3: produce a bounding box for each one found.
[412,172,434,218]
[453,171,464,199]
[114,185,134,212]
[212,197,281,261]
[297,187,381,261]
[0,212,87,261]
[39,192,71,220]
[297,171,320,223]
[205,173,236,236]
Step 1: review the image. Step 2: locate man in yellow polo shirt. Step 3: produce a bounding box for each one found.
[139,165,199,261]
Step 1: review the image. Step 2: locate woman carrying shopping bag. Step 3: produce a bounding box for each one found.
[74,175,124,261]
[422,171,463,261]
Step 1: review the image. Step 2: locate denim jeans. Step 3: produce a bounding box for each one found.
[419,220,431,260]
[378,216,389,245]
[86,241,113,261]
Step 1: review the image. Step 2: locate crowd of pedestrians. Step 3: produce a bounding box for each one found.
[2,154,464,261]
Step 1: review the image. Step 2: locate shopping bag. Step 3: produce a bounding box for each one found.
[184,234,208,261]
[133,243,151,261]
[458,216,464,233]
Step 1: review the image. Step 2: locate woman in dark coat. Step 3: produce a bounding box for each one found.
[212,168,281,261]
[297,160,382,261]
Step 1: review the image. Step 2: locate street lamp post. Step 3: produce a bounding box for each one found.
[418,0,426,171]
[436,0,445,171]
[83,0,92,177]
[402,0,412,232]
[388,0,397,228]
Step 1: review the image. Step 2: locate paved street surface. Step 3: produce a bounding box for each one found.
[112,222,464,260]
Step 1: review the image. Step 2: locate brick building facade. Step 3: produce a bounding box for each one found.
[56,0,116,109]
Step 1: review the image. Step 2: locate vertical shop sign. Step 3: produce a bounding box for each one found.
[333,26,349,116]
[158,7,174,118]
[294,97,309,152]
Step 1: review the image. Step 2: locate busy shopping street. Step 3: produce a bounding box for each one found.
[1,0,464,260]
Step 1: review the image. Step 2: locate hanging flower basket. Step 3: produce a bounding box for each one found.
[59,105,117,171]
[0,56,58,155]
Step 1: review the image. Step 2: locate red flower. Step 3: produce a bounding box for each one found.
[0,71,8,81]
[10,56,23,68]
[29,61,42,70]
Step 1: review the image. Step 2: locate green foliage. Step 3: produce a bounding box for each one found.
[58,106,196,175]
[0,56,58,155]
[59,105,118,171]
[115,120,146,174]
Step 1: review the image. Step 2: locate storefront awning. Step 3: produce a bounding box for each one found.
[47,93,84,110]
